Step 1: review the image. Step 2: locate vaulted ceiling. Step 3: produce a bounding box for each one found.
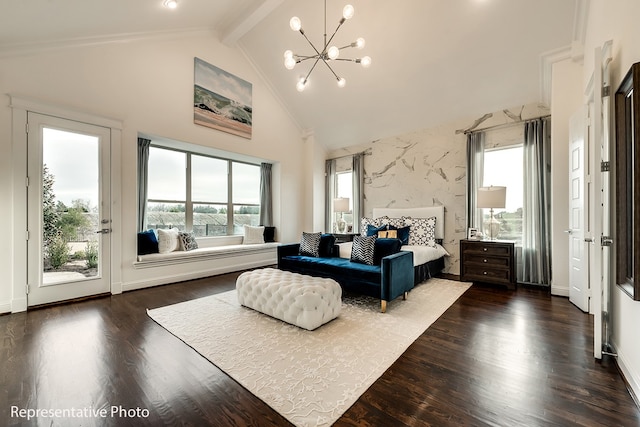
[0,0,581,149]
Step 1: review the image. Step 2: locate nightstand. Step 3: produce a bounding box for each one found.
[460,239,516,289]
[333,233,358,243]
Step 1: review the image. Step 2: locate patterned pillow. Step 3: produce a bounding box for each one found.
[299,232,322,257]
[382,216,405,228]
[179,232,199,251]
[360,217,379,236]
[350,235,376,265]
[404,216,437,247]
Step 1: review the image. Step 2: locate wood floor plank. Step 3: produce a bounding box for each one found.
[0,273,638,426]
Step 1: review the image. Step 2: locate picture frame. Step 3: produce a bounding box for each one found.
[194,57,252,139]
[467,227,478,240]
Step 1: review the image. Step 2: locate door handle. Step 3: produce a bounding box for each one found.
[96,228,111,234]
[584,237,593,243]
[564,229,573,234]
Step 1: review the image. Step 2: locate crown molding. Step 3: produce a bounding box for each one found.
[540,46,572,107]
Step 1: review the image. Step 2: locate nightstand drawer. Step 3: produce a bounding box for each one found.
[462,243,511,257]
[462,267,512,285]
[464,254,511,268]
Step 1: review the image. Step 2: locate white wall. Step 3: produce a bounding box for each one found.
[583,0,640,402]
[0,31,306,311]
[550,59,584,296]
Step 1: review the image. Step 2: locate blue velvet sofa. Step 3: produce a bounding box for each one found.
[277,237,414,312]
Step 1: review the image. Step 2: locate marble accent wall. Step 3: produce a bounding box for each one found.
[328,103,550,275]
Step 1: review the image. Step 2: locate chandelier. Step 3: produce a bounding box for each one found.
[283,0,371,92]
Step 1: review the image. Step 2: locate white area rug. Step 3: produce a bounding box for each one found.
[147,278,470,427]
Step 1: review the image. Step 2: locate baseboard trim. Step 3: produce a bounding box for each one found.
[551,285,569,297]
[122,259,273,292]
[0,301,11,315]
[616,347,640,409]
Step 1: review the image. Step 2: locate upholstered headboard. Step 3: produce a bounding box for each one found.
[372,206,445,240]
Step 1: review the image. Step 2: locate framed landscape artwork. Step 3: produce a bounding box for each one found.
[194,57,252,139]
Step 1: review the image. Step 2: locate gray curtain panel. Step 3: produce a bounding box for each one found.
[352,152,365,234]
[259,162,273,226]
[137,137,151,232]
[466,131,485,232]
[325,159,336,233]
[522,117,552,284]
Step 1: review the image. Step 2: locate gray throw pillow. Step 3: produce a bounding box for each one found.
[299,232,322,257]
[350,235,376,265]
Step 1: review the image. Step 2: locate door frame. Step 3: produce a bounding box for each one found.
[9,95,123,313]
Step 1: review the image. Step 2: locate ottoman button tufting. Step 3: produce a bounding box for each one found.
[236,268,342,330]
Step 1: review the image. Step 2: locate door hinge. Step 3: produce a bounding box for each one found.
[25,123,29,134]
[601,235,613,246]
[25,176,29,187]
[26,230,29,241]
[602,85,611,97]
[601,161,610,172]
[25,284,30,295]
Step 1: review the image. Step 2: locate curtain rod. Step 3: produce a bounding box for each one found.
[462,114,551,135]
[328,151,365,161]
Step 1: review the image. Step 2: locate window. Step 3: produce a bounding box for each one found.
[335,171,353,227]
[146,146,260,236]
[483,145,523,244]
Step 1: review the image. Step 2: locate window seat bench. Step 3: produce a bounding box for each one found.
[133,242,279,269]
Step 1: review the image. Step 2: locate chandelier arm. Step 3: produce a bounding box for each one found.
[320,58,340,80]
[299,31,324,58]
[324,20,346,51]
[304,56,323,82]
[296,55,322,62]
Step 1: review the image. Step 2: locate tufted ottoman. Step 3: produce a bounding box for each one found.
[236,268,342,331]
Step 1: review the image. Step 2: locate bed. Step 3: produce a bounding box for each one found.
[338,206,449,285]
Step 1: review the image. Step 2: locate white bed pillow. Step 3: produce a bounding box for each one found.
[157,228,181,253]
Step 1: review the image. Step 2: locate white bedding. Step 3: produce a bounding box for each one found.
[337,242,449,266]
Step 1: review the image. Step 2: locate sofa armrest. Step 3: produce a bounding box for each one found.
[277,243,300,265]
[380,250,414,302]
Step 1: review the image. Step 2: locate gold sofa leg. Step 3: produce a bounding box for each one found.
[403,291,408,300]
[381,300,387,313]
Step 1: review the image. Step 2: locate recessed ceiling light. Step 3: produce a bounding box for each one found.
[163,0,178,9]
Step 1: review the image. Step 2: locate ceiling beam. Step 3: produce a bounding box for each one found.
[220,0,283,47]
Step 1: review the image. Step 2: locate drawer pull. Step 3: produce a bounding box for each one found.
[483,271,488,275]
[483,259,488,263]
[483,248,488,252]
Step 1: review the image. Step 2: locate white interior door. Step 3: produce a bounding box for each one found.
[26,112,111,306]
[569,106,590,312]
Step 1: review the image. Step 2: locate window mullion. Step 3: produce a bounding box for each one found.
[186,153,193,231]
[227,160,233,235]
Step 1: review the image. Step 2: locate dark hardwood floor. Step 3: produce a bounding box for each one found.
[1,272,639,426]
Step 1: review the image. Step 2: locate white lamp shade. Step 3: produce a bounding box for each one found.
[477,186,506,209]
[333,197,350,213]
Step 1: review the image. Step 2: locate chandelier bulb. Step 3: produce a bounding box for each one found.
[284,56,296,70]
[342,5,355,20]
[290,16,302,32]
[337,77,346,88]
[360,56,372,68]
[284,50,293,59]
[327,46,340,60]
[163,0,178,9]
[296,78,307,92]
[355,37,365,49]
